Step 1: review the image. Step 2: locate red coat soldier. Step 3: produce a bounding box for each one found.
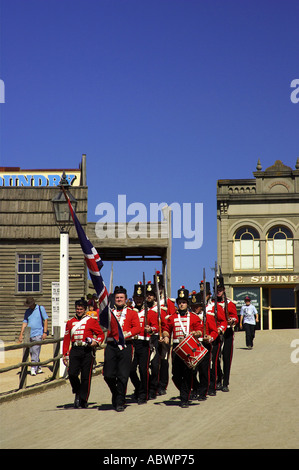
[189,290,219,400]
[63,298,105,408]
[162,287,203,408]
[199,280,227,396]
[216,280,239,392]
[103,285,141,412]
[130,282,159,404]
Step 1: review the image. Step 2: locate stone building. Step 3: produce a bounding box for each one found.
[217,159,299,329]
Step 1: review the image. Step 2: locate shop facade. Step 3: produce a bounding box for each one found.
[217,159,299,329]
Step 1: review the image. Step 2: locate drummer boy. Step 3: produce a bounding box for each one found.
[162,287,203,408]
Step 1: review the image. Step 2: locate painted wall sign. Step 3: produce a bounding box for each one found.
[0,171,81,187]
[234,275,299,284]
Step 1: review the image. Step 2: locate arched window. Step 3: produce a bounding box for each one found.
[234,227,260,271]
[267,226,293,270]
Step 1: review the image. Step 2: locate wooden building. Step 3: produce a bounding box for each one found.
[0,155,171,341]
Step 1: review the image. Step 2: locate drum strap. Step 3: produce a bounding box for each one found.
[177,313,190,337]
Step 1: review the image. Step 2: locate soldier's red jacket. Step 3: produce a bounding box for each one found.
[134,307,159,340]
[196,312,219,342]
[159,296,176,316]
[206,302,227,334]
[163,311,203,344]
[63,315,105,357]
[219,298,239,326]
[106,307,141,342]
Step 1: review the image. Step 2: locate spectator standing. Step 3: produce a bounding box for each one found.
[240,296,259,349]
[18,296,49,375]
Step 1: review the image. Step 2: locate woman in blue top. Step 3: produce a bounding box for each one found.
[18,296,49,375]
[240,296,259,349]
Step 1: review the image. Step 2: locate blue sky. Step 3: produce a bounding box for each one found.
[0,0,298,297]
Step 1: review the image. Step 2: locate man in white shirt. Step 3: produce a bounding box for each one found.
[240,296,259,349]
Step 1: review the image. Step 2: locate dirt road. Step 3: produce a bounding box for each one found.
[1,329,298,449]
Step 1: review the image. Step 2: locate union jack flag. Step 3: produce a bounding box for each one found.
[65,192,125,348]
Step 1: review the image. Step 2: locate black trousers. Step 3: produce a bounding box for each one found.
[193,343,212,397]
[149,335,160,396]
[158,342,170,391]
[244,323,255,347]
[68,346,95,402]
[103,342,133,408]
[130,339,150,400]
[218,328,235,387]
[209,336,222,391]
[172,350,193,403]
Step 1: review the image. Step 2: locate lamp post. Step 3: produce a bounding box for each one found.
[52,172,77,376]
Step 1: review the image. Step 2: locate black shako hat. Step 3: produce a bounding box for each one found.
[154,270,164,288]
[189,290,204,306]
[199,280,211,295]
[215,272,225,291]
[145,281,156,296]
[176,286,189,303]
[133,282,145,297]
[75,298,88,309]
[114,285,127,296]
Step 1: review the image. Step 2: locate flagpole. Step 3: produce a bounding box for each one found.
[109,262,114,294]
[59,231,69,377]
[52,176,76,377]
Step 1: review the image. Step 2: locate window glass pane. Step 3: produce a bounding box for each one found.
[274,239,286,255]
[17,254,41,293]
[18,262,25,272]
[241,233,253,240]
[287,240,293,254]
[242,240,253,255]
[253,257,259,269]
[241,256,253,269]
[268,226,293,239]
[235,227,260,239]
[274,232,286,240]
[271,288,295,308]
[263,288,269,307]
[234,230,260,271]
[274,256,286,269]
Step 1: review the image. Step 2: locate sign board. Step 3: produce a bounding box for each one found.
[51,282,60,333]
[0,171,81,187]
[233,286,260,314]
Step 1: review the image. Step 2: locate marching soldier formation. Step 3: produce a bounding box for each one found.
[62,269,239,411]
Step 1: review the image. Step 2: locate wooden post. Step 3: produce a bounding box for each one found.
[52,326,61,380]
[19,327,31,389]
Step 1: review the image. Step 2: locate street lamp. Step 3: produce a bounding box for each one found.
[52,172,77,376]
[51,172,77,232]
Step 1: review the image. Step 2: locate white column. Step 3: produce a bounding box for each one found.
[59,232,69,377]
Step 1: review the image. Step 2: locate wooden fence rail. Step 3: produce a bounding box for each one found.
[0,326,105,394]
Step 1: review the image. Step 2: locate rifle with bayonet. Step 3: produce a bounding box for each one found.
[202,268,207,338]
[219,265,230,322]
[154,271,162,340]
[143,272,148,338]
[214,261,218,325]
